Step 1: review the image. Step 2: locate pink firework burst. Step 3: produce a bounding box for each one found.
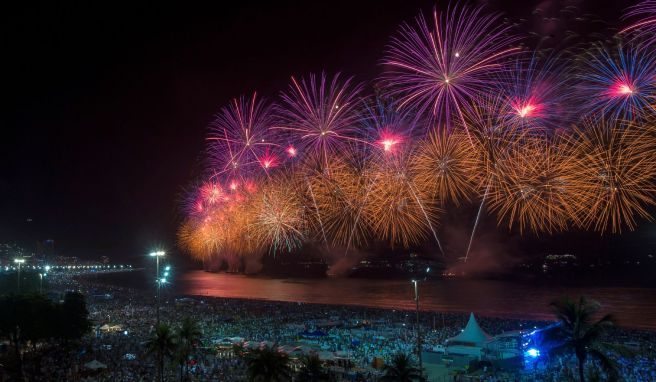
[207,92,280,180]
[381,3,521,131]
[275,72,365,164]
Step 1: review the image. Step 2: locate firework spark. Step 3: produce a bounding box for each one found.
[621,1,656,45]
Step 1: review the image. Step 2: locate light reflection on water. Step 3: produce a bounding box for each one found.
[178,271,656,330]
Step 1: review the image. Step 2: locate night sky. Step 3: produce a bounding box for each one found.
[2,0,653,262]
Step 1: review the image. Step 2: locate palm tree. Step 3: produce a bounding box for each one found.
[547,296,620,382]
[380,353,422,382]
[175,317,202,381]
[243,343,291,382]
[147,323,177,382]
[296,354,328,382]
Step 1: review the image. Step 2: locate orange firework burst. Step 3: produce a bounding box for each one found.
[248,175,308,253]
[363,152,441,248]
[487,135,582,234]
[411,129,479,206]
[306,155,370,248]
[568,120,656,233]
[466,97,524,177]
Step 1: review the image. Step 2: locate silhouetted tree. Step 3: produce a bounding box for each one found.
[56,292,92,344]
[175,317,202,381]
[243,343,291,382]
[380,353,422,382]
[296,354,328,382]
[548,296,620,382]
[147,323,177,382]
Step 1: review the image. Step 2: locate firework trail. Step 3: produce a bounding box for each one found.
[461,95,525,261]
[621,1,656,45]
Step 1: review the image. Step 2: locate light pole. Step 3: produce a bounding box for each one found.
[412,279,422,379]
[149,251,165,326]
[39,273,43,294]
[14,258,25,293]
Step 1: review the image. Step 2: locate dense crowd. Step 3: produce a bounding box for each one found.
[3,271,655,381]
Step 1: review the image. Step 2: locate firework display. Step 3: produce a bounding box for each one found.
[179,2,656,263]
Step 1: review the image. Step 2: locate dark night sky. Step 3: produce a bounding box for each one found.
[1,0,652,262]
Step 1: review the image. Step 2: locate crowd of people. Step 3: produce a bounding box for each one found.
[3,270,655,381]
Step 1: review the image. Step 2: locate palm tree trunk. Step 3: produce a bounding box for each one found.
[578,356,585,382]
[12,332,22,382]
[159,353,164,382]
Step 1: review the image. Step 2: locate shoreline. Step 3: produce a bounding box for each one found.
[73,269,656,332]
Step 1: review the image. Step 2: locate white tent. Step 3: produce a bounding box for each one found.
[447,313,491,346]
[84,360,107,370]
[445,313,491,358]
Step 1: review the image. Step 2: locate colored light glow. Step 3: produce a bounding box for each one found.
[525,348,540,358]
[616,82,634,95]
[258,151,278,170]
[286,145,297,157]
[517,104,536,118]
[378,132,402,153]
[230,181,238,190]
[510,98,542,119]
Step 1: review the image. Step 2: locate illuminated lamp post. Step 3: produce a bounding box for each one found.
[412,279,422,379]
[412,266,430,380]
[14,258,25,293]
[149,251,165,325]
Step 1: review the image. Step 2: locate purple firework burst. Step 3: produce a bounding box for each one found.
[207,92,280,180]
[381,3,521,131]
[275,73,365,165]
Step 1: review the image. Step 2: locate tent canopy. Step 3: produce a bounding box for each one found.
[446,313,491,346]
[84,360,107,370]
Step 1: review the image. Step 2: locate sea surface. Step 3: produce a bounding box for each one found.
[89,270,656,330]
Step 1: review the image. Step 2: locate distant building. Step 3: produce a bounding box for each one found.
[542,253,578,273]
[0,242,30,264]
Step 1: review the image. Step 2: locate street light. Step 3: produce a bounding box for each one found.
[14,258,25,293]
[412,279,422,378]
[149,251,166,325]
[412,266,430,380]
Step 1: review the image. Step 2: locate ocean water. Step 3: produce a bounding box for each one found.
[89,270,656,330]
